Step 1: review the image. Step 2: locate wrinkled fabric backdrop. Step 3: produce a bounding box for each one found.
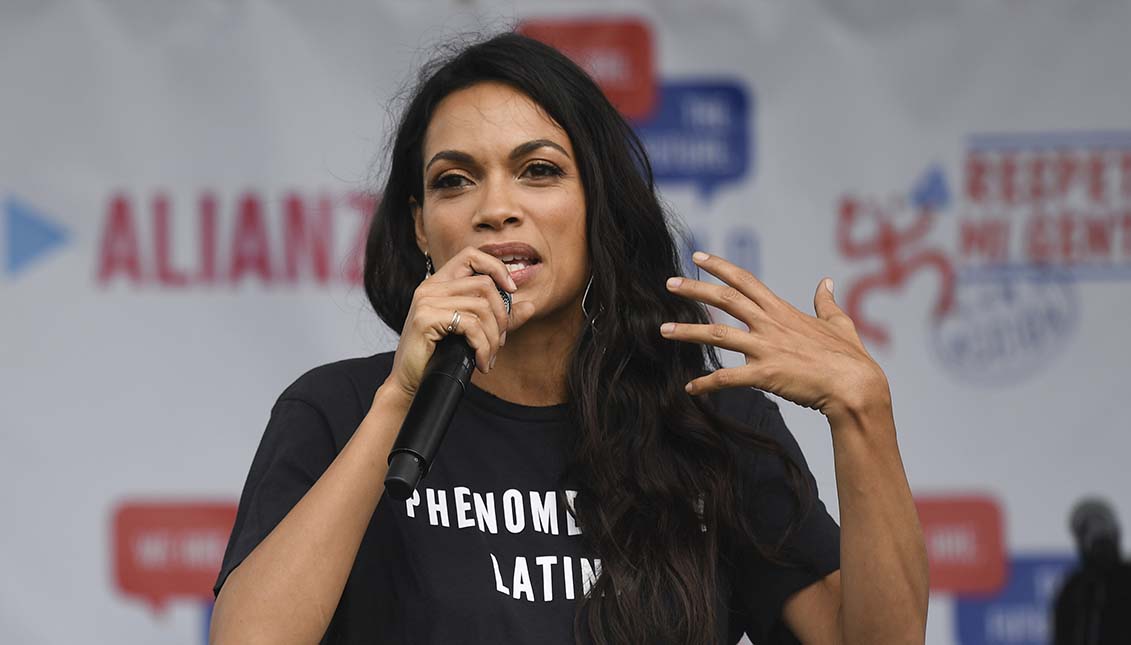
[3,1,1128,644]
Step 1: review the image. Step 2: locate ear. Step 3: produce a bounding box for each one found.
[410,198,428,255]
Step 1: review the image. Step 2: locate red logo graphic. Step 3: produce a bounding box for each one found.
[518,18,655,120]
[915,495,1006,595]
[837,196,956,346]
[112,501,238,612]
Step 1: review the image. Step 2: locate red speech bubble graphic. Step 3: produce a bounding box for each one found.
[112,500,237,613]
[915,495,1006,595]
[518,18,656,120]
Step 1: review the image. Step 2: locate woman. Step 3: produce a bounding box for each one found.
[210,33,928,645]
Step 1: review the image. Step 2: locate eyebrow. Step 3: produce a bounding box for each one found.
[509,138,570,161]
[424,139,570,172]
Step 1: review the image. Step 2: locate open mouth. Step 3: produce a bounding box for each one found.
[479,243,543,286]
[498,255,542,274]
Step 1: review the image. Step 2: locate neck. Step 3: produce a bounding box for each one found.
[470,307,583,407]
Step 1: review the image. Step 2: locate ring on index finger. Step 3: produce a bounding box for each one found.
[446,310,462,333]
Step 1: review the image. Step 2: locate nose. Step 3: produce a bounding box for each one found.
[471,176,523,231]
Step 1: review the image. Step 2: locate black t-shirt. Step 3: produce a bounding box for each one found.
[215,351,840,644]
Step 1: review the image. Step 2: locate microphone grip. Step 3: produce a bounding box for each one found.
[384,335,475,500]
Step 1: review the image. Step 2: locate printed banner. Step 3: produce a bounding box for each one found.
[3,2,1128,644]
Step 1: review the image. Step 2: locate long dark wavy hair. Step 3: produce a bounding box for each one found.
[363,32,811,645]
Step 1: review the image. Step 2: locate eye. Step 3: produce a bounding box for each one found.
[522,161,564,180]
[430,172,472,191]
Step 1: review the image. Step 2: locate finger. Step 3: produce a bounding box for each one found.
[684,365,763,396]
[459,291,503,362]
[422,297,498,371]
[460,313,493,373]
[665,276,765,328]
[812,277,855,331]
[690,251,778,310]
[438,274,511,335]
[812,278,868,354]
[812,277,838,320]
[506,300,537,332]
[434,247,518,293]
[659,321,760,356]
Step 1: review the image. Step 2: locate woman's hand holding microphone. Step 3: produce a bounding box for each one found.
[214,255,537,645]
[383,246,538,404]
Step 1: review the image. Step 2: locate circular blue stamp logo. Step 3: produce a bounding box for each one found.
[930,271,1079,386]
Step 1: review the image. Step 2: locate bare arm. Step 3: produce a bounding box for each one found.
[662,252,928,644]
[209,383,413,645]
[782,390,928,645]
[827,386,928,644]
[208,247,531,644]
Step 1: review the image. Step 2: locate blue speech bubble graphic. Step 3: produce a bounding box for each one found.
[723,226,760,278]
[631,81,753,201]
[677,227,706,277]
[955,554,1075,645]
[675,225,760,278]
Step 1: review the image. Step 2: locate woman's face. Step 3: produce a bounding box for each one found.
[413,81,589,327]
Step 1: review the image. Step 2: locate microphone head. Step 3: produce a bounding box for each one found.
[1070,497,1121,566]
[497,285,512,315]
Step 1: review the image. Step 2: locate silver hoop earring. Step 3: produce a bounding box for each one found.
[581,274,602,327]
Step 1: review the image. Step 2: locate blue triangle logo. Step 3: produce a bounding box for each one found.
[911,164,951,213]
[5,196,69,276]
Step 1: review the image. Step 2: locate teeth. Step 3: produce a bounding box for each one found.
[506,263,528,273]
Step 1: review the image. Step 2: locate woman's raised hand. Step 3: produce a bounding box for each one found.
[385,246,538,400]
[660,251,891,425]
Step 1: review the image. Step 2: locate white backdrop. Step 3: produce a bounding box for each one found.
[3,2,1129,644]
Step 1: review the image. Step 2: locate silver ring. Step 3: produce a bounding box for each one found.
[445,310,461,334]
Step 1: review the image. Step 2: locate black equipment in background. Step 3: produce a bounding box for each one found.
[1053,497,1131,645]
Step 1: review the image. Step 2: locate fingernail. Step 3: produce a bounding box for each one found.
[684,381,694,393]
[824,278,834,294]
[507,275,517,291]
[501,331,507,346]
[666,277,683,289]
[490,354,497,370]
[660,322,676,335]
[692,251,709,262]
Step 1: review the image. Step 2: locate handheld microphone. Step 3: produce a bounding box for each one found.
[384,285,511,501]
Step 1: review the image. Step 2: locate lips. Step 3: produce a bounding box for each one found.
[479,242,543,287]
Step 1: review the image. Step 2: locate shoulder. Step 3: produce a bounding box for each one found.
[706,387,820,519]
[281,351,395,404]
[715,390,841,642]
[707,386,799,460]
[272,351,397,447]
